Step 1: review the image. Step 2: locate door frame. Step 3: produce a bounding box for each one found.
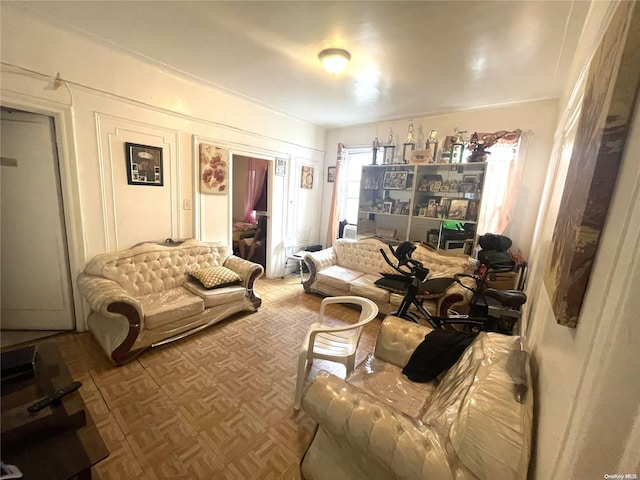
[192,135,289,278]
[1,94,87,331]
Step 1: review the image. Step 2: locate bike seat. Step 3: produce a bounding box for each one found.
[484,289,527,308]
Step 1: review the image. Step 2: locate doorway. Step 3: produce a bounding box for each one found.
[0,107,75,331]
[232,155,269,270]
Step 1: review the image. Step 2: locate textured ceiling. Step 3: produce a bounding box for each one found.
[16,1,589,128]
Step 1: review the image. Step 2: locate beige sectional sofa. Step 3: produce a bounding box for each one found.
[77,239,263,364]
[301,315,532,480]
[303,238,474,317]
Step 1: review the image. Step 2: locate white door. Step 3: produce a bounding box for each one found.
[1,108,75,330]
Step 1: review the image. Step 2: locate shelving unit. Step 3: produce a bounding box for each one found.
[357,162,487,254]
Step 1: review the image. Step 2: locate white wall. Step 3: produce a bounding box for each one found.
[524,1,640,478]
[323,99,559,260]
[0,4,326,329]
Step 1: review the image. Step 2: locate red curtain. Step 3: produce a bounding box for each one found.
[244,158,269,223]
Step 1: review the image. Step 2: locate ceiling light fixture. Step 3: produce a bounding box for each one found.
[318,48,351,75]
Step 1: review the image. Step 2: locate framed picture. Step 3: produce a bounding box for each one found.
[418,207,427,217]
[450,143,465,163]
[467,200,480,221]
[275,158,286,177]
[383,170,408,189]
[426,204,437,217]
[125,143,163,186]
[439,198,451,218]
[327,166,336,183]
[301,166,314,189]
[448,199,469,219]
[199,143,229,194]
[462,175,477,184]
[430,180,442,192]
[458,182,476,193]
[382,201,393,214]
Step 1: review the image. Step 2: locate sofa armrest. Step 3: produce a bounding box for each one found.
[374,315,432,368]
[436,276,475,316]
[77,273,146,364]
[302,371,453,480]
[223,255,264,308]
[302,248,336,291]
[77,273,144,324]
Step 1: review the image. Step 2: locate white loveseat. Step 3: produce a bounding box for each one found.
[303,238,474,317]
[77,239,263,364]
[301,315,532,480]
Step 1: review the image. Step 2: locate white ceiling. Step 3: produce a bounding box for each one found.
[17,1,589,128]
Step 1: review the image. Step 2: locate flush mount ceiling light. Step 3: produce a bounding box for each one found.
[318,48,351,75]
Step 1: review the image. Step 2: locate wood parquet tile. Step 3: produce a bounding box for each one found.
[46,275,382,479]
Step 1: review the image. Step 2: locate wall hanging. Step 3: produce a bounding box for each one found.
[125,142,163,186]
[199,143,229,194]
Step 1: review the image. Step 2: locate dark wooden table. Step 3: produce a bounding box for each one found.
[1,341,108,479]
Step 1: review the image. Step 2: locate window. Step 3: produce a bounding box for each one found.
[342,148,372,224]
[478,141,522,235]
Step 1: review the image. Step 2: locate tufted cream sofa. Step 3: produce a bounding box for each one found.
[303,238,474,317]
[77,239,263,364]
[301,315,533,480]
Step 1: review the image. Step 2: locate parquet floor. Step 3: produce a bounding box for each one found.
[48,275,382,479]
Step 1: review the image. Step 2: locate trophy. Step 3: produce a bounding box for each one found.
[402,119,416,164]
[383,128,396,164]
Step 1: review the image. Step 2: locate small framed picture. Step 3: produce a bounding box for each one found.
[450,143,465,164]
[448,199,469,219]
[419,207,428,217]
[382,201,393,214]
[467,200,480,221]
[426,204,437,217]
[275,158,286,177]
[327,166,336,183]
[301,166,314,189]
[430,180,442,192]
[462,175,477,184]
[439,198,451,218]
[383,170,408,189]
[126,143,163,186]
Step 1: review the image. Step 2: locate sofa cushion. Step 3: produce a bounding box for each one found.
[347,354,435,418]
[349,274,390,304]
[140,287,205,330]
[317,265,364,291]
[446,334,531,480]
[190,266,241,289]
[183,280,247,308]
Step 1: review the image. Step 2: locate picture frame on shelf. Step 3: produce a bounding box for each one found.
[418,207,428,217]
[439,198,451,218]
[426,204,437,217]
[382,201,393,214]
[126,142,163,186]
[430,180,442,192]
[458,182,476,193]
[382,170,408,189]
[448,199,469,219]
[467,200,479,221]
[450,143,465,164]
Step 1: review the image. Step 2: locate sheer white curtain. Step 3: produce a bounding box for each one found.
[325,144,346,247]
[477,137,523,235]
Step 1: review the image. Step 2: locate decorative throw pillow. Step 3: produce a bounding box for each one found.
[190,266,241,289]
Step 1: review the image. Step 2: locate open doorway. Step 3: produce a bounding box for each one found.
[232,155,269,270]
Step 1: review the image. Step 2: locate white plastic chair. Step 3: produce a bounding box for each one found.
[294,296,379,410]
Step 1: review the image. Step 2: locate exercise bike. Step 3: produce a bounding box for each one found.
[378,242,527,334]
